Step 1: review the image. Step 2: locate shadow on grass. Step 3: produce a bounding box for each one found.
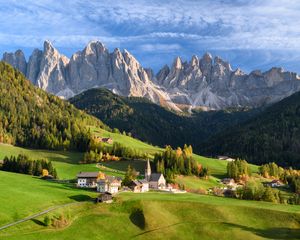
[129,208,146,230]
[31,219,46,226]
[223,222,300,240]
[68,195,94,202]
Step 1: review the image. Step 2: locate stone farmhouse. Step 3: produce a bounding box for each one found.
[97,176,122,194]
[77,172,102,188]
[77,171,122,194]
[129,179,149,193]
[264,179,284,188]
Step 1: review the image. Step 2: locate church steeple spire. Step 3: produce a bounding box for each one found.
[145,159,151,181]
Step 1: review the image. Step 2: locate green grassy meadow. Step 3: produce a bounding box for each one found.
[90,126,162,155]
[1,189,300,240]
[0,171,98,226]
[0,133,299,240]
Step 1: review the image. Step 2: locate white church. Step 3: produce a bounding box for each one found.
[144,159,166,189]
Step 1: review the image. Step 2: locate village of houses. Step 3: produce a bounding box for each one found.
[76,159,186,203]
[76,154,285,203]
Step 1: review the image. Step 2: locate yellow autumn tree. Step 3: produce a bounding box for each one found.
[42,169,49,177]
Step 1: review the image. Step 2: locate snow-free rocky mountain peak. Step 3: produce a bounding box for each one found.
[3,40,300,112]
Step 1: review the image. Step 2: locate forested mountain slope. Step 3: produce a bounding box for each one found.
[70,88,258,151]
[0,62,105,151]
[200,91,300,167]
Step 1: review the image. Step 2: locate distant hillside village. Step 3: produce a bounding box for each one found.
[77,160,185,202]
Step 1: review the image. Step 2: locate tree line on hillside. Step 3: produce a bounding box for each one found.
[227,159,251,181]
[1,154,58,178]
[259,162,300,194]
[225,160,300,204]
[225,160,285,203]
[153,145,209,182]
[0,62,106,152]
[82,140,148,163]
[201,91,300,168]
[236,180,284,203]
[237,180,298,205]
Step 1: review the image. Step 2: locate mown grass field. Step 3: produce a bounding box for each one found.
[0,171,98,226]
[1,189,300,240]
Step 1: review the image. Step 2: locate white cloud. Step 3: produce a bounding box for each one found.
[138,43,181,52]
[1,0,300,72]
[0,0,299,50]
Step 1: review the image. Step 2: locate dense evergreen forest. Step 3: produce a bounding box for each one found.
[70,88,258,151]
[0,62,106,151]
[2,154,58,178]
[201,91,300,168]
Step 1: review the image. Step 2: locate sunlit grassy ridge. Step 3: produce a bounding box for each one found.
[1,190,300,240]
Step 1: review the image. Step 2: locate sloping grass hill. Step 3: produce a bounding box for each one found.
[1,188,300,240]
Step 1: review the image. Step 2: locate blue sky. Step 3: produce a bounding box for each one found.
[1,0,300,73]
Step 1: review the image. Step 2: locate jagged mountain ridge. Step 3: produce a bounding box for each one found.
[3,40,300,111]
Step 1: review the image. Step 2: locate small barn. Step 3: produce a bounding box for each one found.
[95,192,113,203]
[218,156,235,162]
[94,136,113,144]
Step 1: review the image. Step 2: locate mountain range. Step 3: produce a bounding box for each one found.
[3,40,300,112]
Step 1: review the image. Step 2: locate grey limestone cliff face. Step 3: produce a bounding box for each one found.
[27,49,43,85]
[155,53,300,110]
[3,50,27,75]
[2,40,300,111]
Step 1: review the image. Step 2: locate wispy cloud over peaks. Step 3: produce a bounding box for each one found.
[1,0,300,72]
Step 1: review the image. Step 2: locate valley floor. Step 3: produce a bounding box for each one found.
[0,170,299,240]
[0,139,299,239]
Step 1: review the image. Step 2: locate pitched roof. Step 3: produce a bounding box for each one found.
[77,172,99,178]
[271,179,281,183]
[131,180,142,186]
[139,179,148,184]
[106,176,122,183]
[150,173,163,182]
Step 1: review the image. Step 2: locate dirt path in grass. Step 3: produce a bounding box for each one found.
[0,202,83,231]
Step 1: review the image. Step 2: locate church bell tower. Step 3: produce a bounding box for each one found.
[145,159,151,181]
